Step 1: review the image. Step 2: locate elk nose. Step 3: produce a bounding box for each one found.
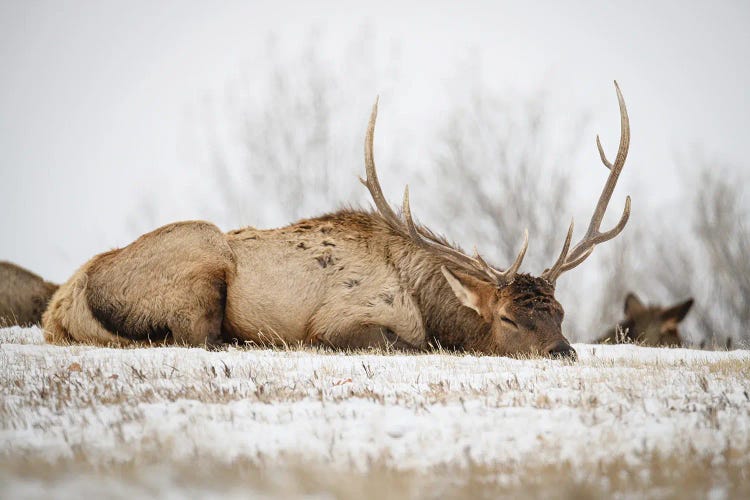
[547,341,577,361]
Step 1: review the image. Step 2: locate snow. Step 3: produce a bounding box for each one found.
[1,326,749,498]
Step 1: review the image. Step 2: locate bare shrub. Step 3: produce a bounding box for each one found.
[593,161,749,346]
[429,89,588,273]
[202,30,396,228]
[425,87,589,334]
[658,163,749,346]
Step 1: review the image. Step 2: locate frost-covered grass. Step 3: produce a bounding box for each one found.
[1,326,749,499]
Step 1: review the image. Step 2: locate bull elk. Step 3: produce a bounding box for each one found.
[597,292,694,347]
[0,261,59,327]
[43,82,632,359]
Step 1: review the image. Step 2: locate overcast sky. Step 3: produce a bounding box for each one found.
[1,0,748,282]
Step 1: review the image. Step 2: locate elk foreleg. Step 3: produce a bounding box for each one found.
[307,288,426,351]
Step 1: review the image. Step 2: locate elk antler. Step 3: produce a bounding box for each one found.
[361,97,528,285]
[542,81,631,285]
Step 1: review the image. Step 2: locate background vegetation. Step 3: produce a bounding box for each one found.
[197,34,748,346]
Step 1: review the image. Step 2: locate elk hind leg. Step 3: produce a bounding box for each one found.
[45,221,235,347]
[167,280,227,347]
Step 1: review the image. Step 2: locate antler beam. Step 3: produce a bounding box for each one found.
[542,80,631,284]
[361,98,528,285]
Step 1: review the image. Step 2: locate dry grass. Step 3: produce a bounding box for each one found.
[2,327,750,499]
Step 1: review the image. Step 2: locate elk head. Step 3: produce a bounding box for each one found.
[620,292,694,346]
[361,82,632,359]
[440,265,573,358]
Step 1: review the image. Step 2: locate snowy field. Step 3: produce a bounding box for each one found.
[1,326,749,499]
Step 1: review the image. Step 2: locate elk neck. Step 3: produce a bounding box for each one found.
[377,218,494,352]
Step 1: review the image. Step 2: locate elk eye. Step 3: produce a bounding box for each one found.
[500,316,518,328]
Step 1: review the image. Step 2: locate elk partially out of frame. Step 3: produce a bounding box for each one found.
[43,82,632,358]
[0,262,58,327]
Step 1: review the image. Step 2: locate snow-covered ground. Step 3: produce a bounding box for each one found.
[1,326,749,499]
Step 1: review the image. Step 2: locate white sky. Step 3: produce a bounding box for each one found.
[1,0,749,282]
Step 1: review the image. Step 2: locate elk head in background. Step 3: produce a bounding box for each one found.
[598,292,694,347]
[363,81,632,359]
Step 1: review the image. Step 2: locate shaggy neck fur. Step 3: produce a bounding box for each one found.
[362,211,496,351]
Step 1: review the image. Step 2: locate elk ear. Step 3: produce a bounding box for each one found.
[660,298,694,323]
[441,266,493,319]
[624,292,645,317]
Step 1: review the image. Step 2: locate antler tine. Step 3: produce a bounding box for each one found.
[559,196,630,273]
[596,136,612,170]
[500,228,529,279]
[546,81,632,281]
[558,246,594,274]
[472,229,526,284]
[401,186,423,243]
[542,220,574,283]
[360,97,401,227]
[473,249,504,281]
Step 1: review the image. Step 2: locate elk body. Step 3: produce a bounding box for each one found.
[0,261,59,327]
[43,82,633,358]
[597,292,694,347]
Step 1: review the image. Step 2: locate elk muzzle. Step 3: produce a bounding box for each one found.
[546,341,577,361]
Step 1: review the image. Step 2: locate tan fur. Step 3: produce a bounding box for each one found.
[0,262,59,326]
[597,292,694,347]
[222,214,425,350]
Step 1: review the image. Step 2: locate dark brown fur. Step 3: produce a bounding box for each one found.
[0,261,58,327]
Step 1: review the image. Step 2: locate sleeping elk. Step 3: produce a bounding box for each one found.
[43,82,632,359]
